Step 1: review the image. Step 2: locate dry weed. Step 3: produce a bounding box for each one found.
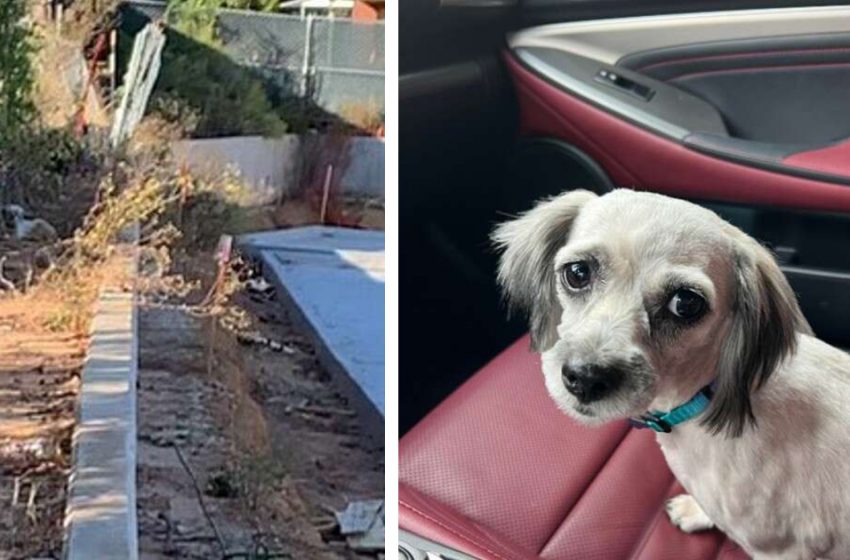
[12,148,252,332]
[337,100,384,136]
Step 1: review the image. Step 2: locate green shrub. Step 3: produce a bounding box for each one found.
[151,27,288,137]
[0,0,36,148]
[126,2,289,138]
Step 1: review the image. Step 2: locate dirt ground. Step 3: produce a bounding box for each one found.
[0,294,88,559]
[230,199,385,235]
[272,199,385,231]
[136,258,384,559]
[0,244,131,558]
[0,193,383,559]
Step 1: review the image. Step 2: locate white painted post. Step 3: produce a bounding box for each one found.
[301,15,314,98]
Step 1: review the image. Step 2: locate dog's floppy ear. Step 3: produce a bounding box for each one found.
[492,189,597,352]
[702,231,812,437]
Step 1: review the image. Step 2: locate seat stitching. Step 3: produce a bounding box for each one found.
[399,498,514,560]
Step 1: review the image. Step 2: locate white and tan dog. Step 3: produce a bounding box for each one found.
[493,189,850,560]
[1,205,57,242]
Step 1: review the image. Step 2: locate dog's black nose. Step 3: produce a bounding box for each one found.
[561,364,623,404]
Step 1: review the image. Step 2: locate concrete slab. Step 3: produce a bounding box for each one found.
[239,226,384,432]
[64,287,138,560]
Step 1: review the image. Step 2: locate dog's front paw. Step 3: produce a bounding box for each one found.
[665,494,715,533]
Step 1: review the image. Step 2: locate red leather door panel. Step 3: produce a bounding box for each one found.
[784,139,850,177]
[505,52,850,214]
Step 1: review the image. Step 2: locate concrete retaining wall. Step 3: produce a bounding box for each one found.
[64,252,139,560]
[173,134,385,204]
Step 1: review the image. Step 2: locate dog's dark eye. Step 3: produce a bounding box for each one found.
[667,289,706,320]
[562,261,592,290]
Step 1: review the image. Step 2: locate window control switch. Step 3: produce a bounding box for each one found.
[595,69,654,101]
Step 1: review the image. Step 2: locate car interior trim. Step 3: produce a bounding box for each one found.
[508,5,850,65]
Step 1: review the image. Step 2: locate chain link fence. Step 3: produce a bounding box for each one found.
[217,10,384,116]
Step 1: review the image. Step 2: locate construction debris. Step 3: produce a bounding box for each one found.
[0,438,52,462]
[335,499,384,553]
[235,331,288,353]
[245,277,273,296]
[110,22,167,147]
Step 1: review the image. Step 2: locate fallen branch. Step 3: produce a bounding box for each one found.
[0,257,17,292]
[26,480,40,523]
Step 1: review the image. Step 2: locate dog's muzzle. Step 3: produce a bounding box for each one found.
[561,364,624,404]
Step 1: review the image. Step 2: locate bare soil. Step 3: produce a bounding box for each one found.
[137,259,384,559]
[272,199,385,231]
[0,294,88,559]
[0,241,130,558]
[226,199,385,237]
[0,177,383,559]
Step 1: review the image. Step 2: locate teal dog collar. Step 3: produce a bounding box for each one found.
[629,385,713,433]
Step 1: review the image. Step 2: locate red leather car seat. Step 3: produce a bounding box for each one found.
[399,336,750,559]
